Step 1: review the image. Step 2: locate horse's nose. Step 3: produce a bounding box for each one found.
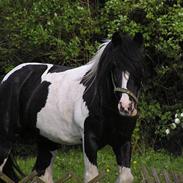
[119,102,133,115]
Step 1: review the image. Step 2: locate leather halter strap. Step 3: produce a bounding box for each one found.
[111,73,138,103]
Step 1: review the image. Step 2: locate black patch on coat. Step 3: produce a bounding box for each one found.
[23,81,51,131]
[48,65,72,73]
[0,64,50,141]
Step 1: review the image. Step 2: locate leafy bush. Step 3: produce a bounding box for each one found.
[0,0,182,154]
[0,0,99,71]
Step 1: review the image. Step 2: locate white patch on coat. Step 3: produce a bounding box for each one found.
[0,158,7,172]
[116,167,133,183]
[39,151,56,183]
[118,72,130,111]
[1,63,46,83]
[36,64,91,145]
[84,154,98,183]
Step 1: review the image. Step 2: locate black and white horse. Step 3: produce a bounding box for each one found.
[0,32,144,183]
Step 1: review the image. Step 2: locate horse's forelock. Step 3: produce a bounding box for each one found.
[112,34,144,81]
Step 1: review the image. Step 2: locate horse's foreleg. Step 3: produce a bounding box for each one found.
[82,133,99,183]
[40,151,56,183]
[112,141,133,183]
[33,137,57,183]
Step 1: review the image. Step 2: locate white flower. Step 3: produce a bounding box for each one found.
[165,129,170,135]
[54,13,57,17]
[175,118,180,124]
[171,123,176,129]
[180,113,183,117]
[175,113,178,118]
[77,6,84,10]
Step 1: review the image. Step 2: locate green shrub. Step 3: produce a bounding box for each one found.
[0,0,100,71]
[0,0,182,153]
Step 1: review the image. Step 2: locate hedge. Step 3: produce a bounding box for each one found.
[0,0,182,154]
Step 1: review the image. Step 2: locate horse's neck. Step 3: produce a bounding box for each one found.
[83,72,116,115]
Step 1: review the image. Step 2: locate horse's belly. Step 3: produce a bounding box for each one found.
[36,109,82,145]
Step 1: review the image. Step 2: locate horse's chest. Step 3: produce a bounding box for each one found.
[35,75,89,145]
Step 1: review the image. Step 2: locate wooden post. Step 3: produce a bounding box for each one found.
[0,172,14,183]
[171,171,179,183]
[55,172,73,183]
[151,167,161,183]
[19,170,38,183]
[88,171,105,183]
[141,166,154,183]
[163,170,171,183]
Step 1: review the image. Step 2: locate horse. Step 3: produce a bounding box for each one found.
[0,32,144,183]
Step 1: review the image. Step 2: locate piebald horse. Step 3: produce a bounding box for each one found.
[0,32,144,183]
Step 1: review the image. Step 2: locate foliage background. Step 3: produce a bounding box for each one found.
[0,0,182,154]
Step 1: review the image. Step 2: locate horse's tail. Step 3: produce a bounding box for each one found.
[3,153,25,182]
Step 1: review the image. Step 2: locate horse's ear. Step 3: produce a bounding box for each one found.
[112,32,121,46]
[133,32,143,47]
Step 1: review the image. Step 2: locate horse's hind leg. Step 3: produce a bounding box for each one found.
[0,137,12,170]
[0,139,21,182]
[33,137,58,183]
[0,138,15,181]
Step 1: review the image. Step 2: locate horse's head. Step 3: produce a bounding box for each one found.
[111,32,144,117]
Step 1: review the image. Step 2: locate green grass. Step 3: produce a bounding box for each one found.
[17,146,183,182]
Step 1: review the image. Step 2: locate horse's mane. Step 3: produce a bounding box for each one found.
[82,40,110,86]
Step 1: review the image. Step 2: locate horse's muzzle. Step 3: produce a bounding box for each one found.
[118,102,138,117]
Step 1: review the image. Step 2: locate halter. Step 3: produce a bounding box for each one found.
[111,73,138,103]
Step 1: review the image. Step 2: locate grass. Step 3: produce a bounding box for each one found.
[17,146,183,182]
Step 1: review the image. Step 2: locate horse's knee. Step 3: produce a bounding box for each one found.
[115,167,134,183]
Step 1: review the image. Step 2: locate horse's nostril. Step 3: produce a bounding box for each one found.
[120,105,123,112]
[124,109,129,114]
[128,104,132,111]
[120,105,129,114]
